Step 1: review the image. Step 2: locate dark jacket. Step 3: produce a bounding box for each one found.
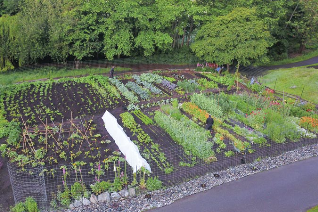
[206,117,214,126]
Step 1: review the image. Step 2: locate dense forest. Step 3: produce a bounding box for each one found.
[0,0,317,69]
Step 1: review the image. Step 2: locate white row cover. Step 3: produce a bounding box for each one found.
[102,110,151,173]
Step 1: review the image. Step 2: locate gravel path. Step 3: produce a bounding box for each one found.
[65,143,318,212]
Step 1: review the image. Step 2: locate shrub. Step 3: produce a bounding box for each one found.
[100,181,112,192]
[302,102,316,111]
[224,151,235,157]
[57,188,71,206]
[11,197,39,212]
[90,181,112,195]
[11,202,25,212]
[146,177,163,191]
[71,182,86,200]
[246,110,266,131]
[25,197,38,212]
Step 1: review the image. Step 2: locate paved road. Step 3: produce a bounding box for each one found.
[237,56,318,77]
[267,56,318,69]
[150,156,318,212]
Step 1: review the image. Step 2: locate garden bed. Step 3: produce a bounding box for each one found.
[0,69,317,210]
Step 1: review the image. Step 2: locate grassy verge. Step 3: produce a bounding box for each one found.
[301,63,318,67]
[259,49,318,66]
[260,67,318,104]
[308,205,318,212]
[0,66,131,85]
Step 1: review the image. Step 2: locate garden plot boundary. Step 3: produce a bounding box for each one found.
[8,136,318,210]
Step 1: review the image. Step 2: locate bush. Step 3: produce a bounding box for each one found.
[71,182,86,200]
[224,151,235,157]
[90,181,112,195]
[25,197,38,212]
[57,188,71,206]
[146,177,163,191]
[11,197,39,212]
[11,202,25,212]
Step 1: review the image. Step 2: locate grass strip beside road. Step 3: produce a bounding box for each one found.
[261,67,318,104]
[0,66,131,86]
[308,205,318,212]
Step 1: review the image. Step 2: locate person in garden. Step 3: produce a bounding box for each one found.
[216,66,221,74]
[109,66,115,78]
[205,114,214,130]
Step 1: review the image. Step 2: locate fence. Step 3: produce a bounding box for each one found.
[11,58,197,73]
[4,60,317,210]
[7,136,318,210]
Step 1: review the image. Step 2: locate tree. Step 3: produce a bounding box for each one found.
[286,0,318,53]
[191,7,273,71]
[0,14,19,68]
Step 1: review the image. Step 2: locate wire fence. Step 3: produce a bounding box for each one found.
[11,58,197,73]
[5,59,317,210]
[7,136,318,210]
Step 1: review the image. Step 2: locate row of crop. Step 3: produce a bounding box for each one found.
[132,75,163,95]
[139,73,163,84]
[109,78,138,104]
[132,110,153,125]
[125,81,150,100]
[75,75,121,101]
[161,79,177,90]
[154,103,215,162]
[204,92,316,143]
[228,93,317,143]
[202,72,235,89]
[181,101,250,154]
[177,79,199,93]
[120,112,173,174]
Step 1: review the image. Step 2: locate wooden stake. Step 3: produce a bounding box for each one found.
[45,118,48,151]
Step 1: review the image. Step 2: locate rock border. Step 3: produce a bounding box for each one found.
[65,143,318,212]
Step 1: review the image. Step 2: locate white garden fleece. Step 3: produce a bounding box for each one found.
[102,110,151,173]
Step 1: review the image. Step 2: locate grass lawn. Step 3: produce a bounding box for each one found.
[261,67,318,104]
[308,205,318,212]
[302,63,318,67]
[0,66,131,86]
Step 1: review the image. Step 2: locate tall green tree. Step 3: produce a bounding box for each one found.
[191,7,273,71]
[0,14,19,68]
[286,0,318,53]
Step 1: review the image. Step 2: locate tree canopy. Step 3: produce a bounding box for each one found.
[191,7,273,68]
[0,0,317,69]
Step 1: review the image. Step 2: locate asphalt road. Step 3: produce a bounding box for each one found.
[267,56,318,69]
[150,156,318,212]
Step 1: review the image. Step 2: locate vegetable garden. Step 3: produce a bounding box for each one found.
[1,69,317,210]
